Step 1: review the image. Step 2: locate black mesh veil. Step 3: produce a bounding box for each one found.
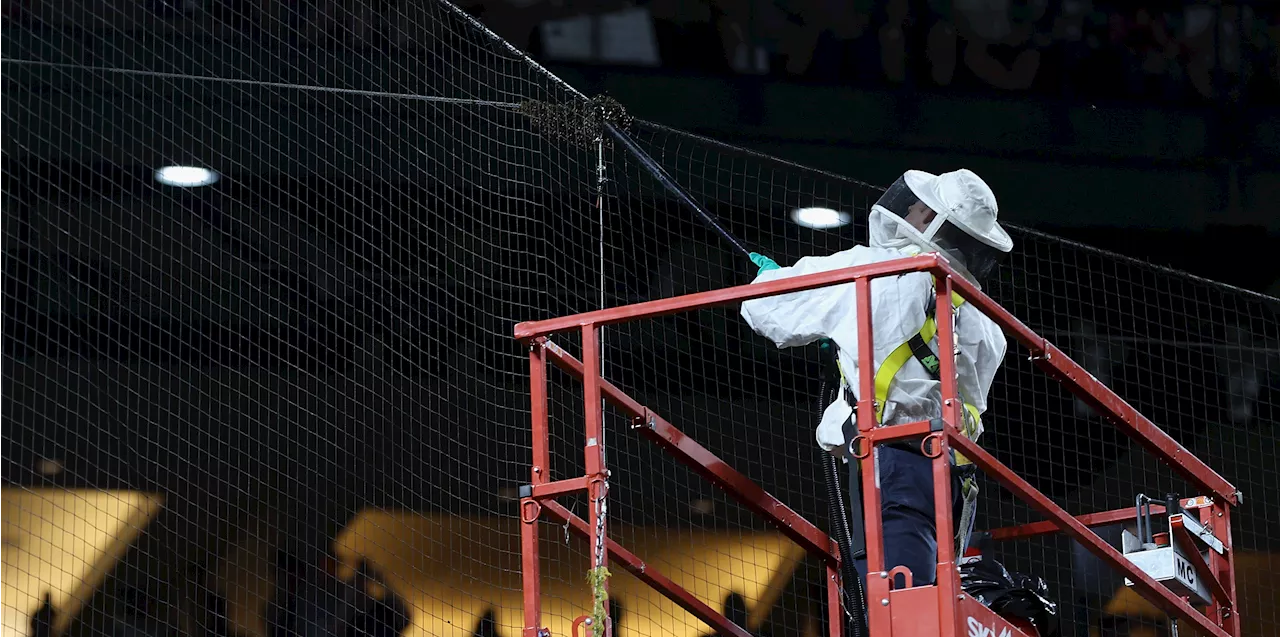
[870,174,1011,283]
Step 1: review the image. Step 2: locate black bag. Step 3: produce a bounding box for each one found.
[960,555,1061,637]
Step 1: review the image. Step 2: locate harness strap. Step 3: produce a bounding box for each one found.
[858,280,983,559]
[841,418,867,561]
[872,288,982,465]
[956,471,980,560]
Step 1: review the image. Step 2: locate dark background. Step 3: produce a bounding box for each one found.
[2,2,1278,637]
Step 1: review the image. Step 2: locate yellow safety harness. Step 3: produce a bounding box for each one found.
[871,288,981,465]
[833,278,982,559]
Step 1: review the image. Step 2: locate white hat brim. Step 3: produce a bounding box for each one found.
[903,170,948,216]
[903,169,1012,253]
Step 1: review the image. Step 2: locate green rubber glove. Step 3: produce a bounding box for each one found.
[749,252,780,273]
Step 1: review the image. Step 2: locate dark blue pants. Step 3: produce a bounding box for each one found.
[853,447,964,589]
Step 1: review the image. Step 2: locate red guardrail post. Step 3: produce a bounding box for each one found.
[581,323,611,637]
[521,341,550,637]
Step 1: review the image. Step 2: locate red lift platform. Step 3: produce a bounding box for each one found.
[513,253,1240,637]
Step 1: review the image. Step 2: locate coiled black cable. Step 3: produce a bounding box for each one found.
[818,377,868,637]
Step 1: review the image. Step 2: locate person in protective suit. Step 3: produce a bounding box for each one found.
[740,168,1012,591]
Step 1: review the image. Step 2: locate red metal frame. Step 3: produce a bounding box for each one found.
[514,253,1239,637]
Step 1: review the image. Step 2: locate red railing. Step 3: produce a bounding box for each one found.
[513,252,1240,637]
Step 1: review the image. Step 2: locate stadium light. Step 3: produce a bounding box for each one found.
[791,207,850,229]
[154,165,219,187]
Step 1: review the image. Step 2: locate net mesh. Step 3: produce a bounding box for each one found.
[604,122,1280,637]
[3,3,1278,637]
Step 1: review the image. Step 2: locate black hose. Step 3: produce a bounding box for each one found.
[819,379,867,637]
[602,122,754,259]
[824,452,867,637]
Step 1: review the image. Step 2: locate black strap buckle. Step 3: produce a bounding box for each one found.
[840,417,857,461]
[846,458,867,560]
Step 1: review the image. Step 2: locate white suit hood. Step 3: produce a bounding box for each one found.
[868,169,1012,286]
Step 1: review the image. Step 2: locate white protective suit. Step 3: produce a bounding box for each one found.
[740,170,1009,453]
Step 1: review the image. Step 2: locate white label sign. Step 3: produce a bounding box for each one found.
[967,616,1013,637]
[1175,553,1198,590]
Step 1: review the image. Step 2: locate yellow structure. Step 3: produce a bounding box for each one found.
[333,511,808,637]
[2,488,163,637]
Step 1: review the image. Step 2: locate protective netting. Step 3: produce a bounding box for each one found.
[3,3,1278,637]
[604,122,1280,637]
[2,2,603,637]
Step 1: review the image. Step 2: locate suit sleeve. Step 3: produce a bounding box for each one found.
[739,249,863,349]
[959,307,1008,413]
